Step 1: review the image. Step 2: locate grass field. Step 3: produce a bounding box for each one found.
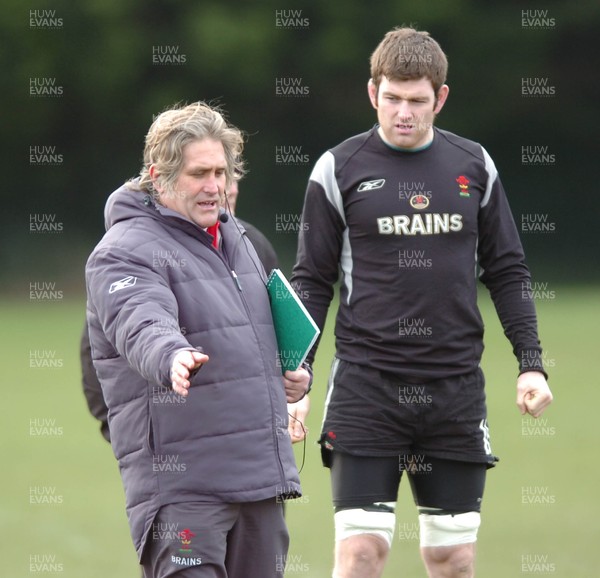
[2,286,598,577]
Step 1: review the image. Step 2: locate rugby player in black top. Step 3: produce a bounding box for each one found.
[291,27,552,578]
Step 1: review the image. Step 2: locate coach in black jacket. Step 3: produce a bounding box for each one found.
[85,102,310,578]
[80,181,280,444]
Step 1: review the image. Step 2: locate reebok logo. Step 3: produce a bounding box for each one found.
[358,179,385,192]
[109,276,137,294]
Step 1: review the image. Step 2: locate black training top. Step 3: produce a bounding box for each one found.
[291,126,545,380]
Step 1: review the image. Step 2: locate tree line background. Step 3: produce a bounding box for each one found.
[3,0,599,293]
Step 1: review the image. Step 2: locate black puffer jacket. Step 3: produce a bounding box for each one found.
[86,184,299,559]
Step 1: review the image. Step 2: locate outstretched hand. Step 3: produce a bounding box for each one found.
[171,350,209,397]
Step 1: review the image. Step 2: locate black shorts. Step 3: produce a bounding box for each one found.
[330,452,487,513]
[319,358,498,467]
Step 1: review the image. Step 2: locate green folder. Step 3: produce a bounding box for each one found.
[266,269,320,373]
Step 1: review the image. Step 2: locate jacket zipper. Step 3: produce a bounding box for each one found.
[231,270,242,291]
[161,213,292,490]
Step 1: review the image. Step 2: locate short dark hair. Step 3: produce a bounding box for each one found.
[370,27,448,95]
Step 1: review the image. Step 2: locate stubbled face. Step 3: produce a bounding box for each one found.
[152,138,227,229]
[368,76,449,150]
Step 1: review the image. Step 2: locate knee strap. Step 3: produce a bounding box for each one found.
[419,511,481,548]
[334,504,396,548]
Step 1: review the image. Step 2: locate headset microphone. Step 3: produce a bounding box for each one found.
[219,191,231,223]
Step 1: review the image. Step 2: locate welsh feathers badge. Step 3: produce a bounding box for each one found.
[456,175,471,197]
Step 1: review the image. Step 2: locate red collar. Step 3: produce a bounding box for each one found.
[206,221,220,249]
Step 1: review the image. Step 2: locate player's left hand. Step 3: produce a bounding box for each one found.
[283,367,311,403]
[516,371,553,418]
